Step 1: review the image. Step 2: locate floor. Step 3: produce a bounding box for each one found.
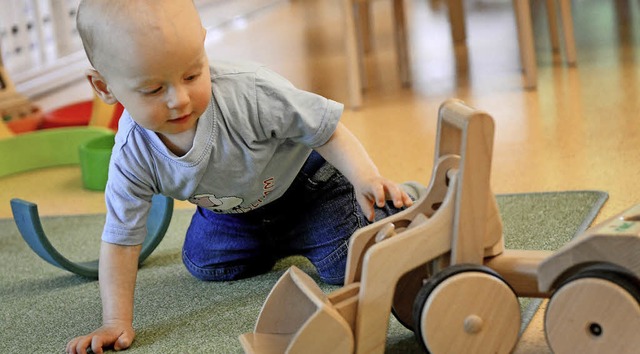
[2,0,639,352]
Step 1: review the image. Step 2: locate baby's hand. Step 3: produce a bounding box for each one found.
[355,177,413,221]
[66,322,134,354]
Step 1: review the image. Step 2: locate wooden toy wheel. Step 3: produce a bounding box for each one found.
[392,264,431,330]
[412,264,520,354]
[392,257,448,330]
[544,266,640,354]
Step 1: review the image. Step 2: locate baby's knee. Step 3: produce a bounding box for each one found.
[318,271,345,285]
[312,244,348,285]
[182,250,274,281]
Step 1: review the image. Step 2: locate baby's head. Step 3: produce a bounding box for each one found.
[77,0,212,140]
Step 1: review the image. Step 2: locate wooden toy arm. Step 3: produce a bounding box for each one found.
[353,173,459,354]
[346,99,503,280]
[437,99,503,265]
[344,154,459,285]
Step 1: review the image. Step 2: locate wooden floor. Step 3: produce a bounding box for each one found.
[2,0,640,352]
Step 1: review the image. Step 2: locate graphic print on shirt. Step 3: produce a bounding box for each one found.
[188,177,276,213]
[188,194,243,212]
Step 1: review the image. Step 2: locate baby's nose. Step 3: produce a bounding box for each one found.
[167,85,189,109]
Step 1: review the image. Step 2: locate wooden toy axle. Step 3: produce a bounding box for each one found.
[240,99,640,354]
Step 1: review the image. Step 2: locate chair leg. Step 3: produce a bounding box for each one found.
[352,0,370,92]
[393,0,411,87]
[344,0,364,108]
[546,0,560,52]
[447,0,466,43]
[356,0,373,54]
[513,0,537,89]
[513,0,526,73]
[558,0,577,66]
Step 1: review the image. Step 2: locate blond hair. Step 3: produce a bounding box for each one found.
[76,0,119,68]
[76,0,197,70]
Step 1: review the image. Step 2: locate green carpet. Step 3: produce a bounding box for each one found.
[0,191,607,353]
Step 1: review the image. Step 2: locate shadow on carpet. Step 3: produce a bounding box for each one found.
[0,190,607,353]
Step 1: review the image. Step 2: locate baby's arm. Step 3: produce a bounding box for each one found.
[314,122,413,221]
[66,242,141,354]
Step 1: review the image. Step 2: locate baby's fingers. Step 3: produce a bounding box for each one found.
[371,184,386,208]
[113,330,134,350]
[66,336,93,354]
[90,335,107,354]
[381,182,412,209]
[397,190,413,208]
[356,194,376,221]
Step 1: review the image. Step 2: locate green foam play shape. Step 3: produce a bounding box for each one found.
[0,126,114,178]
[79,134,115,191]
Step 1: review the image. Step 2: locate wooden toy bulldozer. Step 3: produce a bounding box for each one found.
[239,99,640,354]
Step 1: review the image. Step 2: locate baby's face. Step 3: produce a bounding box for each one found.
[97,0,211,140]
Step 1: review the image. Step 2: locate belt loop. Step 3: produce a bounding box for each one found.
[301,150,326,176]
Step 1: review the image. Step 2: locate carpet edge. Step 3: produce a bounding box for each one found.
[517,190,609,335]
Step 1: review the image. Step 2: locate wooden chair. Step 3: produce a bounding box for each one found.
[449,0,577,89]
[348,0,577,96]
[342,0,410,109]
[513,0,576,89]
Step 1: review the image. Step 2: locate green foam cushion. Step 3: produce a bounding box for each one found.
[0,127,114,179]
[79,134,115,191]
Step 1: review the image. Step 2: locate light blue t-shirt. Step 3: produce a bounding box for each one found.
[102,62,343,245]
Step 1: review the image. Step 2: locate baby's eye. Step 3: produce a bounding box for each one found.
[185,73,200,81]
[141,87,162,95]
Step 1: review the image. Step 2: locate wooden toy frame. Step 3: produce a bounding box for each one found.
[240,99,640,354]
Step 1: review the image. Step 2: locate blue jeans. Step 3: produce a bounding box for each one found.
[182,151,401,284]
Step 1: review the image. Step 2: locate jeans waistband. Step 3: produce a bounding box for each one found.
[300,150,327,176]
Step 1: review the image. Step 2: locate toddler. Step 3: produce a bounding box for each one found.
[66,1,415,353]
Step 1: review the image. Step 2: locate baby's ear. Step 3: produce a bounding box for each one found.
[86,69,118,105]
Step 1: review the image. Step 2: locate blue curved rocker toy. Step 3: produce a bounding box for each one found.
[2,126,174,279]
[11,194,173,279]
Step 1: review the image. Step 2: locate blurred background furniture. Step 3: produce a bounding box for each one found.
[345,0,410,108]
[351,0,577,95]
[0,0,577,110]
[512,0,576,89]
